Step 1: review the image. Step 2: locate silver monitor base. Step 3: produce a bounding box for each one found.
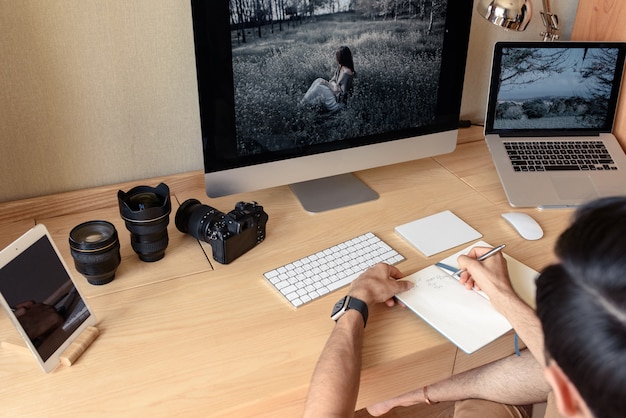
[289,173,379,213]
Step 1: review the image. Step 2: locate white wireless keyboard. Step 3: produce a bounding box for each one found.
[263,232,405,308]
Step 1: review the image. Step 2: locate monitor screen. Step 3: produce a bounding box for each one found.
[190,0,472,211]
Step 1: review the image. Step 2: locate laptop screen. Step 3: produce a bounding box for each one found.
[485,42,626,136]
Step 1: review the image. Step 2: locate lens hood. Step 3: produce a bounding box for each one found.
[118,183,171,222]
[117,182,171,262]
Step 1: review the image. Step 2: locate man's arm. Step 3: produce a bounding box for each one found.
[302,263,413,418]
[303,309,365,418]
[367,248,551,416]
[367,349,552,416]
[458,249,545,364]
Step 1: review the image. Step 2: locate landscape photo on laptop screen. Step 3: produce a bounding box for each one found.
[494,46,621,130]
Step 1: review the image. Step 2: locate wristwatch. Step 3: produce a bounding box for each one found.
[331,295,368,328]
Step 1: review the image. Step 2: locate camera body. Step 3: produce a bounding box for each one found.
[175,199,268,264]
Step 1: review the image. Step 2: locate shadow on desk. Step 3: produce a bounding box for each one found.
[356,401,547,418]
[355,401,455,417]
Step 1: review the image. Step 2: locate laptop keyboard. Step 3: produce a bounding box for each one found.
[504,140,618,172]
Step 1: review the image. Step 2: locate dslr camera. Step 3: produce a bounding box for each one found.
[175,199,268,264]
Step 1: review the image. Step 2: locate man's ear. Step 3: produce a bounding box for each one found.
[544,362,589,417]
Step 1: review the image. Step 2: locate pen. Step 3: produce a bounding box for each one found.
[450,244,506,278]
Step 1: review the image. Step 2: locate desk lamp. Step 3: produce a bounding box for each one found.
[477,0,560,41]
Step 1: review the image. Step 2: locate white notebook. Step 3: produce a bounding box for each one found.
[395,241,539,354]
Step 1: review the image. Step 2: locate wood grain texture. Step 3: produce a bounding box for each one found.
[0,131,570,416]
[572,0,626,148]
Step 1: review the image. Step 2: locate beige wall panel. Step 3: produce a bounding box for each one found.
[0,1,202,202]
[1,0,585,202]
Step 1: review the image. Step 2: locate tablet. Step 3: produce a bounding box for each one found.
[0,224,97,372]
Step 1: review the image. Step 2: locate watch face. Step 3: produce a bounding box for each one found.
[331,296,348,320]
[332,297,347,315]
[331,295,368,327]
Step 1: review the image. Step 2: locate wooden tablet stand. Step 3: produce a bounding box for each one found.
[2,325,100,367]
[60,326,100,366]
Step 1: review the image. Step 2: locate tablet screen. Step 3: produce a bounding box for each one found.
[0,225,96,371]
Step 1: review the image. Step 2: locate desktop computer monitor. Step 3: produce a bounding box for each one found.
[190,0,472,212]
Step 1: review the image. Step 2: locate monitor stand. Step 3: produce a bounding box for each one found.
[289,173,379,213]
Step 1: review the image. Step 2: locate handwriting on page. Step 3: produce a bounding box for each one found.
[419,274,448,290]
[404,268,489,300]
[402,270,453,294]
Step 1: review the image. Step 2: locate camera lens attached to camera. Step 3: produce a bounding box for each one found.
[118,182,171,262]
[69,220,121,285]
[175,198,268,264]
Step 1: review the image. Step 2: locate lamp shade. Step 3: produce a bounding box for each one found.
[477,0,533,31]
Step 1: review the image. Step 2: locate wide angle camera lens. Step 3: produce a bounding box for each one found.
[69,220,121,285]
[118,182,171,262]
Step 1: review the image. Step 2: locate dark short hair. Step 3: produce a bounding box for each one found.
[536,197,626,418]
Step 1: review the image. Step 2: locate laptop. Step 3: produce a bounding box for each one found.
[484,41,626,209]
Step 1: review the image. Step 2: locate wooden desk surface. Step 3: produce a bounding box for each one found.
[0,128,573,417]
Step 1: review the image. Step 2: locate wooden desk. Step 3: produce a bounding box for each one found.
[0,127,573,417]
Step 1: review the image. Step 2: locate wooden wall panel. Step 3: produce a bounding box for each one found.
[572,0,626,148]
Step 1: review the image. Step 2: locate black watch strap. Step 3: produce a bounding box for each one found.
[331,296,369,327]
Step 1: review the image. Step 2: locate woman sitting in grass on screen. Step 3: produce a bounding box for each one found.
[301,46,355,112]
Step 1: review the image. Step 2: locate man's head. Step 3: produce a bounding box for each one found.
[536,197,626,418]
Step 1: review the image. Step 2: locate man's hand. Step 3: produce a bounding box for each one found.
[457,247,517,314]
[348,263,413,308]
[367,387,425,416]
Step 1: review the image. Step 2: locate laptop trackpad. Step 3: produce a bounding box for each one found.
[551,175,599,200]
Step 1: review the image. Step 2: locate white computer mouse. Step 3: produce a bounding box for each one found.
[501,212,544,240]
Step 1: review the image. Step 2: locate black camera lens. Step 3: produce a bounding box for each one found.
[174,198,223,241]
[118,182,171,262]
[69,220,121,285]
